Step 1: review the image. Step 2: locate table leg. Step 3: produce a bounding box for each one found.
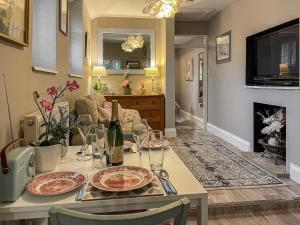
[196,197,208,225]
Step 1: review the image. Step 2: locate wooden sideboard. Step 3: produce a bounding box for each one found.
[104,94,165,131]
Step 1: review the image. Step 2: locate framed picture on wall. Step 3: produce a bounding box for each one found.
[216,31,231,64]
[59,0,68,36]
[126,61,140,69]
[0,0,29,46]
[185,57,194,81]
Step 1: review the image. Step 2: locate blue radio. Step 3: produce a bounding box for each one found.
[0,139,35,202]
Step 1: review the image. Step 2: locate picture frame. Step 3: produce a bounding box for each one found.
[216,31,231,64]
[0,0,29,46]
[185,57,194,81]
[126,61,140,69]
[59,0,68,36]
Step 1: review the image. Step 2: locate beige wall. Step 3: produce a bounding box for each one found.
[208,0,300,169]
[175,48,204,119]
[0,0,91,149]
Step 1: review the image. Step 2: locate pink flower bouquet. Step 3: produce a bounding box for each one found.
[33,80,79,146]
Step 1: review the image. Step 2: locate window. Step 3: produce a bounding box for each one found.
[281,41,297,66]
[32,0,56,73]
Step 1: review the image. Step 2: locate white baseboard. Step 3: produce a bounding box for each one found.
[164,128,177,137]
[180,110,204,128]
[207,123,251,152]
[290,163,300,184]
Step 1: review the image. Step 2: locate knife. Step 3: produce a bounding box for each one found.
[156,173,172,195]
[75,174,88,201]
[163,178,177,195]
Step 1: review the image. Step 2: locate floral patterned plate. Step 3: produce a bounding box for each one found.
[124,140,133,149]
[91,166,153,192]
[27,171,85,196]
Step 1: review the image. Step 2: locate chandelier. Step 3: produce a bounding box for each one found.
[143,0,180,18]
[121,35,144,52]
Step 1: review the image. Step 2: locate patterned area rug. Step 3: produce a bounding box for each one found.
[171,141,284,189]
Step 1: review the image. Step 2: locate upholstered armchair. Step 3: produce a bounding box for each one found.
[71,93,142,145]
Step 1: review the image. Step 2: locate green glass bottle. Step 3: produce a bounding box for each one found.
[108,100,124,166]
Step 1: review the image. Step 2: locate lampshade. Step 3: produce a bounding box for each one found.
[279,64,289,74]
[92,66,107,76]
[145,67,160,77]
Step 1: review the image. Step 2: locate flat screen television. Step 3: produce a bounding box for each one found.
[246,18,299,87]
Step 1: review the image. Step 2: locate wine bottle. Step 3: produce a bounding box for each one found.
[108,100,124,166]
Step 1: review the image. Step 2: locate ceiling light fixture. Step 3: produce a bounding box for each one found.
[143,0,180,18]
[121,35,144,52]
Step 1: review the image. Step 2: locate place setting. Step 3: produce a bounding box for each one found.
[25,120,177,201]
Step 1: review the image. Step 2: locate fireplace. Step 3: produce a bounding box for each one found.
[253,102,286,153]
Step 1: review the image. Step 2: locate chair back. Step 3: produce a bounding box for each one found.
[49,197,190,225]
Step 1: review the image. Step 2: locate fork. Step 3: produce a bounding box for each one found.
[75,173,88,201]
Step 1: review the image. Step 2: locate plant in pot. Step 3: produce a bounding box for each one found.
[32,80,79,173]
[257,109,286,146]
[50,106,77,157]
[122,65,132,95]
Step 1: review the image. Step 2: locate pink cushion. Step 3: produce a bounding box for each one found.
[97,106,111,121]
[98,101,123,122]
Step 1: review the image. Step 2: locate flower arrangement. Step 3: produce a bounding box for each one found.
[140,81,146,95]
[122,65,132,95]
[257,108,286,146]
[33,80,80,146]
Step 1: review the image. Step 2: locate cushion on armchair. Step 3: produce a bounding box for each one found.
[98,101,123,122]
[74,93,106,124]
[123,109,141,123]
[72,92,143,145]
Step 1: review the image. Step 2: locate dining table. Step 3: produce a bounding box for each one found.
[0,146,208,225]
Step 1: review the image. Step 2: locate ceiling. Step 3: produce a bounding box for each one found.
[83,0,234,21]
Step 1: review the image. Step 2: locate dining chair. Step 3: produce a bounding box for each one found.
[49,197,190,225]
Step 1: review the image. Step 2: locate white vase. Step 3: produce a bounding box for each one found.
[35,144,61,173]
[268,137,279,146]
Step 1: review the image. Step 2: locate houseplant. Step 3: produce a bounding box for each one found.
[122,65,132,95]
[32,80,79,172]
[257,109,286,146]
[50,105,77,157]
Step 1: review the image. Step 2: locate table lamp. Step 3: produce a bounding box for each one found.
[91,66,107,91]
[279,64,289,76]
[145,67,159,94]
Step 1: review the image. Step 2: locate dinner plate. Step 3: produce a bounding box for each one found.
[27,171,85,196]
[91,166,153,192]
[143,140,170,149]
[124,140,133,149]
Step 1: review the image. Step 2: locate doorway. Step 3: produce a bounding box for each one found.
[174,35,208,130]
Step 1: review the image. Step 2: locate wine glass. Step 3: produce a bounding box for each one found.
[132,119,149,156]
[77,114,93,161]
[94,125,108,169]
[107,129,116,167]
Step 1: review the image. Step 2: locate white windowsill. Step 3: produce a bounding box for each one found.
[69,73,84,78]
[244,85,300,90]
[32,66,58,74]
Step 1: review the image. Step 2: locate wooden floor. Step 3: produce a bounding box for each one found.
[174,117,300,224]
[189,209,300,225]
